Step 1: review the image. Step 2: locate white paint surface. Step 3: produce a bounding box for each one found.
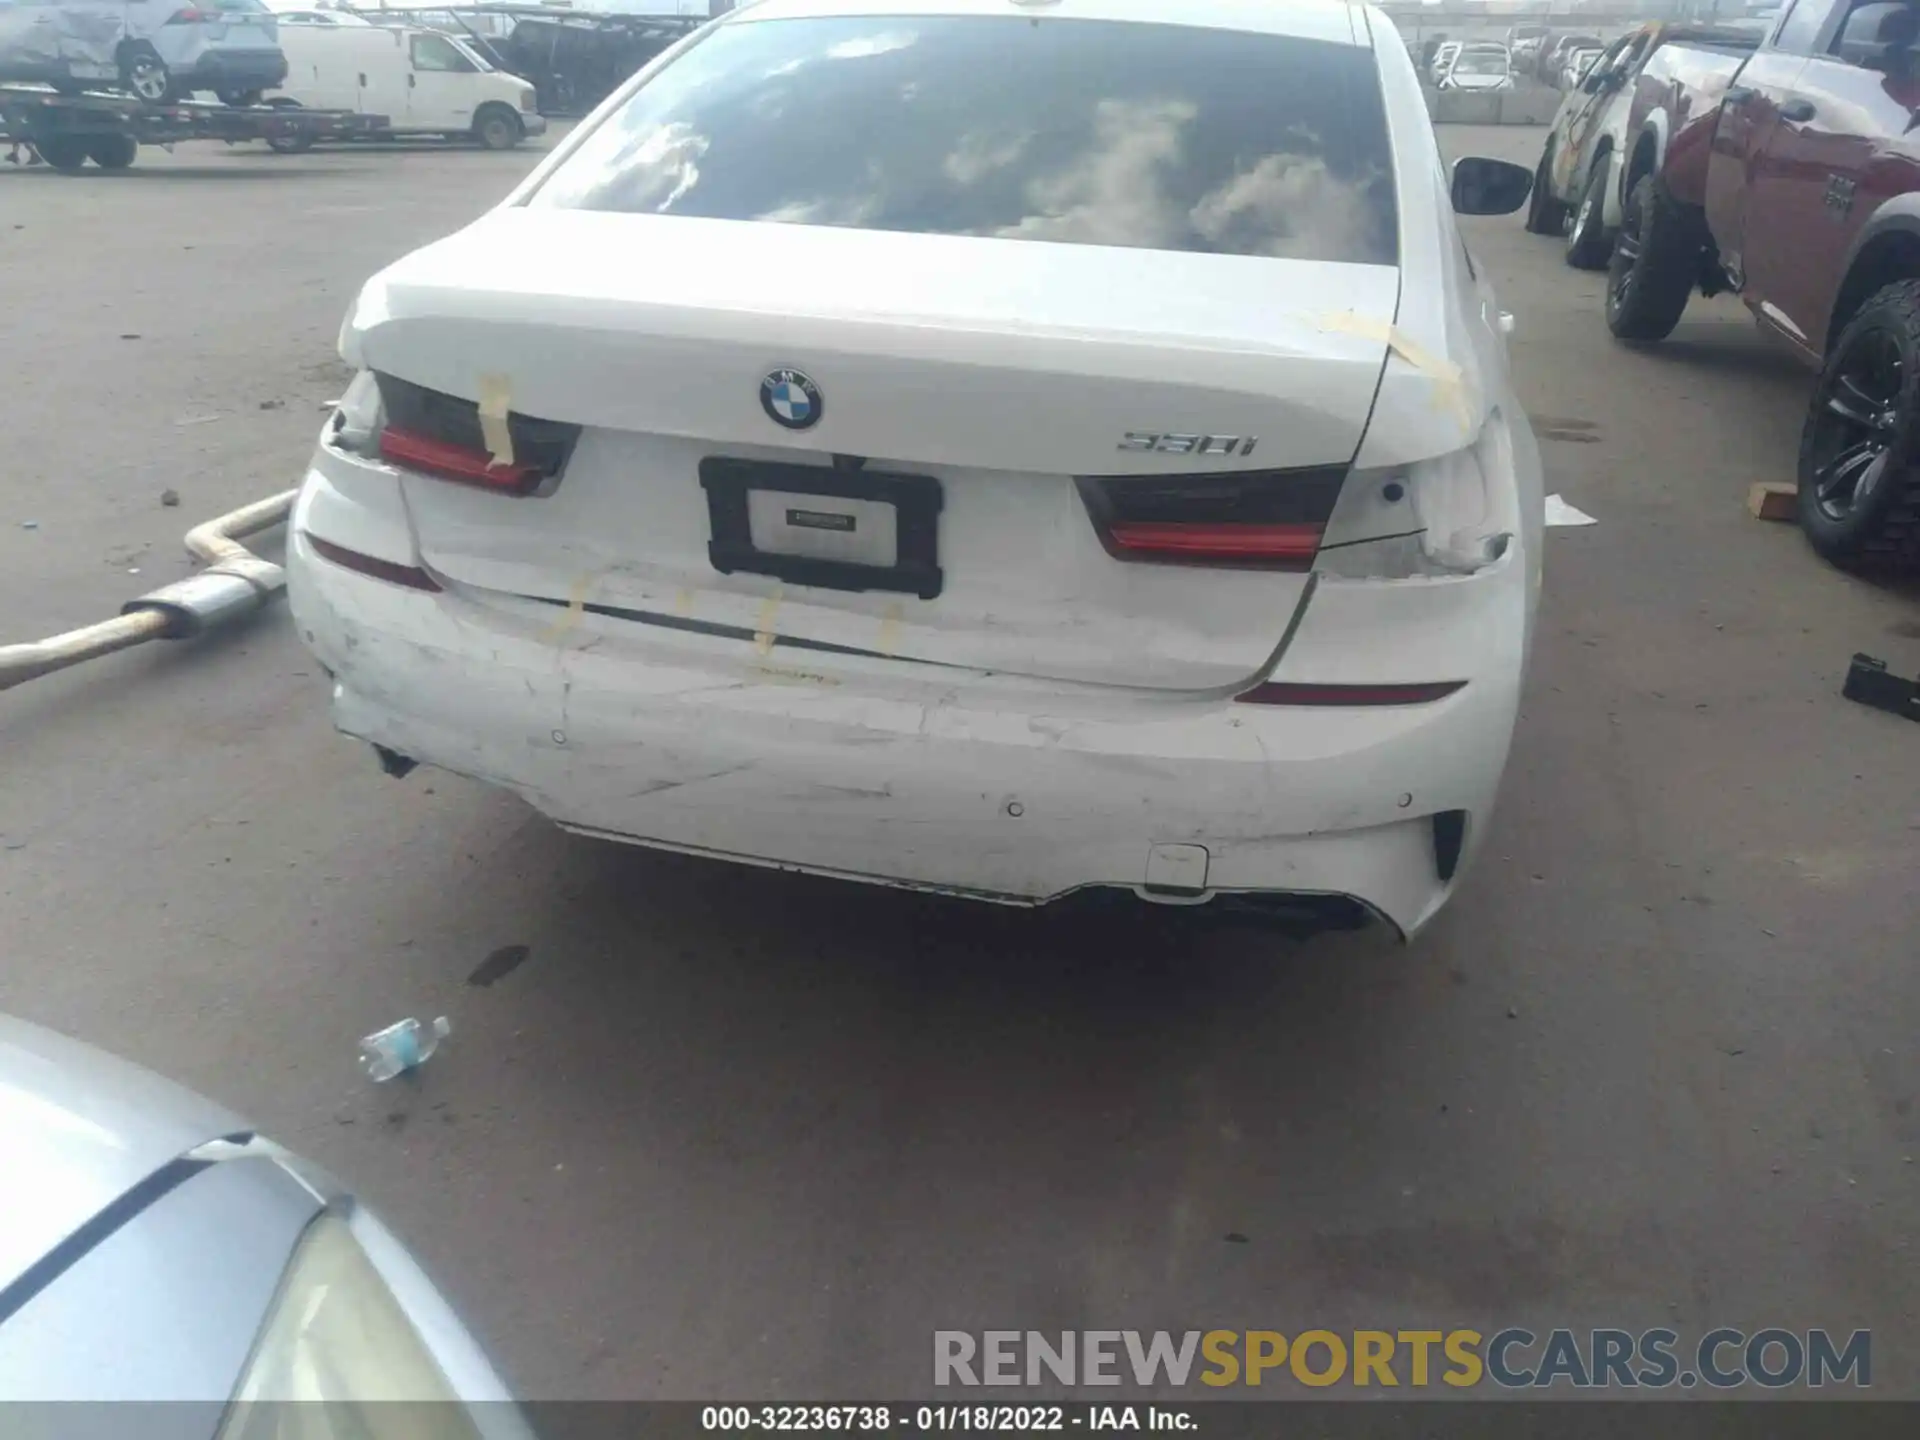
[287,0,1543,937]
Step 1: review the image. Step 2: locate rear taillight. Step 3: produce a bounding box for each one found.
[166,7,213,21]
[1077,467,1345,570]
[373,373,578,496]
[378,426,542,492]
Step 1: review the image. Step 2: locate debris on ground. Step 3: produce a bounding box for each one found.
[160,489,181,508]
[20,521,37,531]
[1747,482,1797,522]
[1843,654,1920,723]
[1545,494,1597,527]
[359,1015,452,1082]
[259,399,284,411]
[467,943,531,988]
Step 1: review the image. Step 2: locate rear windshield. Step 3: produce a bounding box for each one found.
[528,15,1399,265]
[1454,50,1508,73]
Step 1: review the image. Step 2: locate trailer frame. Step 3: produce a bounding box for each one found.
[0,85,388,171]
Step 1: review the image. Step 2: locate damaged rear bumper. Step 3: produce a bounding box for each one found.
[288,522,1528,942]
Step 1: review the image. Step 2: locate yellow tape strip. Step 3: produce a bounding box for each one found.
[754,591,782,656]
[542,569,601,644]
[1317,312,1473,429]
[477,372,515,468]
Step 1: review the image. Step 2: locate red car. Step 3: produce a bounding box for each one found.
[1608,0,1920,570]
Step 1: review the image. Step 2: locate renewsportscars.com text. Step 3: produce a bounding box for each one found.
[933,1328,1871,1390]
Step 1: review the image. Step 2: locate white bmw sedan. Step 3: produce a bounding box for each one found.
[288,0,1544,940]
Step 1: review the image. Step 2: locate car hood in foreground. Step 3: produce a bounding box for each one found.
[0,1015,247,1296]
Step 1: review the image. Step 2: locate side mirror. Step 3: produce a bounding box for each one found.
[1837,1,1919,68]
[1452,156,1534,216]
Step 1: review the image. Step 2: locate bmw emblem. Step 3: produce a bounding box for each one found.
[760,368,823,431]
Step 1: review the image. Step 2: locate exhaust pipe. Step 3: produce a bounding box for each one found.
[0,489,298,693]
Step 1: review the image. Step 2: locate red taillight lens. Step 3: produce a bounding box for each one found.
[1235,681,1467,706]
[378,426,541,493]
[1078,467,1345,570]
[1106,521,1324,563]
[166,7,213,21]
[372,373,578,497]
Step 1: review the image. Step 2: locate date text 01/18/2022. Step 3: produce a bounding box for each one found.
[700,1406,1196,1432]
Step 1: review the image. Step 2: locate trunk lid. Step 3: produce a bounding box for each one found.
[350,210,1399,692]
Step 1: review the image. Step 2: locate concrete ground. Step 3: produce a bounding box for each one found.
[2,124,1917,1399]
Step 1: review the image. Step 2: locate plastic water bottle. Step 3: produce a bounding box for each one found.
[359,1016,451,1082]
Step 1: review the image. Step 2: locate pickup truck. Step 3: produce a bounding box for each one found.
[1609,0,1920,568]
[1524,21,1761,271]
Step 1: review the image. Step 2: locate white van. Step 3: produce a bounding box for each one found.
[274,21,542,147]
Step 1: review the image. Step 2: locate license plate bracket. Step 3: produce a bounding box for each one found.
[700,457,944,600]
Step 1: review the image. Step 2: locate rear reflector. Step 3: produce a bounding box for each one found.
[1433,809,1468,882]
[373,373,578,496]
[1235,681,1466,706]
[1078,467,1345,570]
[306,534,441,592]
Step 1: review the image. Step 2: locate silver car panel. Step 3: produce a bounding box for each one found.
[0,1015,248,1297]
[0,1157,318,1405]
[0,1017,531,1426]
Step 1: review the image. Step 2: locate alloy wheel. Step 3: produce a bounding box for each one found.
[1807,328,1904,522]
[127,56,169,104]
[1609,202,1641,311]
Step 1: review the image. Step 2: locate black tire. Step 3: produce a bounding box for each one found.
[263,98,314,154]
[35,135,90,173]
[118,45,171,105]
[1797,280,1920,571]
[473,105,522,151]
[1565,160,1612,270]
[1606,175,1705,343]
[86,134,138,170]
[217,88,265,108]
[1524,145,1569,236]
